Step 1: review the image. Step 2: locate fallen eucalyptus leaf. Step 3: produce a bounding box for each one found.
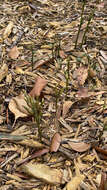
[68,141,91,152]
[50,133,61,152]
[9,93,29,121]
[62,101,73,118]
[8,46,20,59]
[17,148,49,166]
[76,87,89,98]
[21,163,63,184]
[29,76,47,97]
[73,66,88,86]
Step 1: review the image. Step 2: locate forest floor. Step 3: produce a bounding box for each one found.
[0,0,107,190]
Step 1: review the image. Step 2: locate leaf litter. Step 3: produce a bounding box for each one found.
[0,0,107,189]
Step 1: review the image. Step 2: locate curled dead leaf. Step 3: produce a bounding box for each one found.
[34,57,54,69]
[8,46,20,59]
[29,76,47,97]
[68,141,91,152]
[73,66,88,86]
[62,101,73,118]
[9,93,29,121]
[76,87,89,98]
[50,133,61,152]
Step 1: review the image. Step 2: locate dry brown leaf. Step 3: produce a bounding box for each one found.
[62,101,73,118]
[0,64,8,82]
[76,87,89,98]
[34,57,54,69]
[17,148,49,165]
[77,66,88,86]
[68,141,91,152]
[50,133,61,152]
[29,76,47,97]
[3,21,14,39]
[93,146,107,157]
[21,163,63,184]
[73,66,88,86]
[98,172,107,190]
[76,88,105,99]
[16,60,31,67]
[30,148,49,159]
[9,93,29,121]
[59,50,67,59]
[8,46,20,59]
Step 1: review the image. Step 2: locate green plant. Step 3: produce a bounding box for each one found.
[52,35,61,59]
[75,0,96,49]
[24,93,43,140]
[80,7,95,48]
[75,0,86,49]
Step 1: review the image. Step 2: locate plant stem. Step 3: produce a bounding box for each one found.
[75,0,86,49]
[65,58,70,98]
[24,94,43,141]
[80,7,95,48]
[31,46,34,71]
